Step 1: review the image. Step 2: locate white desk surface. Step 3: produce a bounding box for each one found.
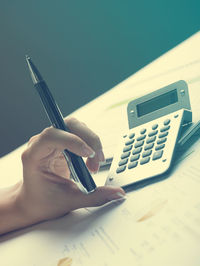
[0,31,200,266]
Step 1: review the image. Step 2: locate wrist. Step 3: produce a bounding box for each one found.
[0,181,32,235]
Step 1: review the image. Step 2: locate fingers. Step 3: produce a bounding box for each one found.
[85,157,99,173]
[22,127,95,163]
[70,185,126,209]
[23,117,105,173]
[65,117,105,172]
[65,117,102,151]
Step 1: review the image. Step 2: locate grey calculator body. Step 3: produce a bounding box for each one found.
[106,80,192,189]
[127,80,191,129]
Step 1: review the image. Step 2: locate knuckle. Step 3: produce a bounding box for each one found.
[27,134,39,147]
[40,127,52,141]
[81,121,87,127]
[28,135,35,143]
[21,149,30,164]
[65,116,78,126]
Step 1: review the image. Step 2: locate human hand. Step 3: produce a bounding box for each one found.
[18,117,125,225]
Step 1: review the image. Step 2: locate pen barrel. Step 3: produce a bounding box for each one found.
[34,81,96,192]
[67,151,97,192]
[35,81,67,130]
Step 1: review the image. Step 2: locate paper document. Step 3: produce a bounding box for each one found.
[55,139,200,266]
[1,137,199,266]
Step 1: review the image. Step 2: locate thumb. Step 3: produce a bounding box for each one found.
[79,186,126,208]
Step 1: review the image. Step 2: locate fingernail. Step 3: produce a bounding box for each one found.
[96,150,105,162]
[91,171,98,174]
[89,151,96,158]
[83,146,95,158]
[107,192,126,201]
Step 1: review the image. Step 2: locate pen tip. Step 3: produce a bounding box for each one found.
[25,54,30,60]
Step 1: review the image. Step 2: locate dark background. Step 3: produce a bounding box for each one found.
[0,1,199,157]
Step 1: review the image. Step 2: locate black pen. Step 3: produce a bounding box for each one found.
[26,55,96,193]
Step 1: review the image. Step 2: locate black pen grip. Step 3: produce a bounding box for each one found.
[68,151,97,191]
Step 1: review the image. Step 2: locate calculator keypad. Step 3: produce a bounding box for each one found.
[115,118,171,174]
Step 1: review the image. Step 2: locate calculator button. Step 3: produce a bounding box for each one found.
[142,150,152,157]
[144,143,154,150]
[118,158,128,166]
[146,136,156,144]
[152,124,158,130]
[116,165,126,173]
[134,140,144,148]
[160,125,170,132]
[157,138,167,145]
[158,132,168,138]
[137,135,146,141]
[140,128,146,134]
[164,119,170,125]
[148,130,158,137]
[129,132,135,139]
[123,145,133,152]
[125,139,135,145]
[130,154,140,161]
[132,147,142,155]
[157,138,167,144]
[128,161,138,169]
[152,150,163,160]
[140,156,150,165]
[155,144,165,150]
[121,151,131,159]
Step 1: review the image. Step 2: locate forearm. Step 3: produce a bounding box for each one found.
[0,182,30,235]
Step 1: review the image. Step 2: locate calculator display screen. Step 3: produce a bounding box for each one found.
[137,89,178,117]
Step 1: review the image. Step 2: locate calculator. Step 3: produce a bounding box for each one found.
[105,80,192,189]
